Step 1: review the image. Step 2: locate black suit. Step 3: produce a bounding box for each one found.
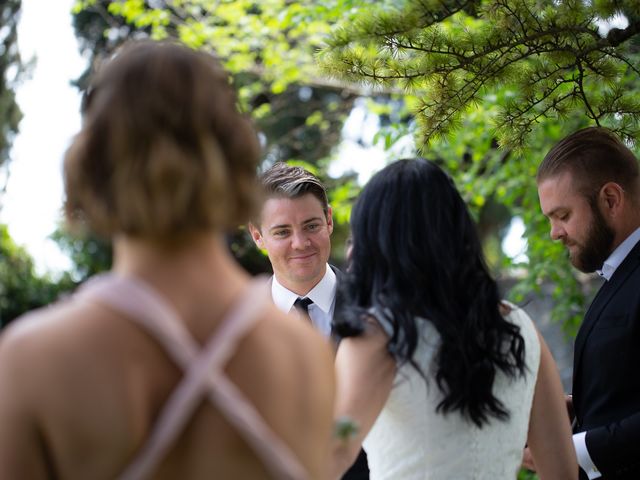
[573,240,640,479]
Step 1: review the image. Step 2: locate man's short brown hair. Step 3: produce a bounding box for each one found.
[259,162,329,217]
[537,127,639,199]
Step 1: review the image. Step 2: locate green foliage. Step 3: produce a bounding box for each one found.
[68,0,640,335]
[0,2,70,327]
[322,1,640,332]
[87,0,370,100]
[50,227,112,282]
[518,468,539,480]
[0,225,75,327]
[319,0,640,150]
[71,0,362,272]
[0,0,27,192]
[71,0,364,164]
[373,88,599,331]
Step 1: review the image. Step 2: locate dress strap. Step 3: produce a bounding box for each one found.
[75,273,308,480]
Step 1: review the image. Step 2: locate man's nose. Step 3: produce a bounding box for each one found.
[291,231,311,249]
[550,222,565,241]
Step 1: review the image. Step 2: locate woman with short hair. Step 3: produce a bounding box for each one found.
[0,41,334,480]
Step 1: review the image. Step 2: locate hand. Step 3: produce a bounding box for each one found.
[522,446,536,472]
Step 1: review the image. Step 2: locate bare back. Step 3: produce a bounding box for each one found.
[0,273,334,480]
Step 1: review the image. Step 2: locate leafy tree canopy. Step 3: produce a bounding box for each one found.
[0,0,28,202]
[319,0,640,150]
[0,225,75,327]
[318,0,640,333]
[72,0,372,99]
[50,227,113,282]
[69,0,366,273]
[69,0,640,335]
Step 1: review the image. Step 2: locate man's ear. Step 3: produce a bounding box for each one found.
[248,222,265,249]
[599,182,624,216]
[326,206,334,235]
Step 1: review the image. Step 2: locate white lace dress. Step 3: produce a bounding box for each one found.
[362,305,540,480]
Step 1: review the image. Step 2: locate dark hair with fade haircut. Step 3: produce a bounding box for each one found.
[537,127,640,200]
[259,162,329,217]
[336,158,526,428]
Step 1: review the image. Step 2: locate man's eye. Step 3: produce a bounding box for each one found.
[306,224,320,231]
[273,230,289,237]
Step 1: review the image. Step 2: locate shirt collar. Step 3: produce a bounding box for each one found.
[271,264,337,313]
[597,226,640,281]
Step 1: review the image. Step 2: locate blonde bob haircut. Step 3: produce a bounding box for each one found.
[64,40,261,239]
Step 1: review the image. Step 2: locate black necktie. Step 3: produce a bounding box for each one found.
[293,297,314,321]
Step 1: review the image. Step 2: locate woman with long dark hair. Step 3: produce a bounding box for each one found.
[330,158,576,479]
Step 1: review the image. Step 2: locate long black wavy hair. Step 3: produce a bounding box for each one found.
[336,158,526,427]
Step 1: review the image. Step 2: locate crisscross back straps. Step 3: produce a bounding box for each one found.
[75,274,308,480]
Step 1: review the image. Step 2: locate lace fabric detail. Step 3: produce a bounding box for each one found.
[363,306,541,480]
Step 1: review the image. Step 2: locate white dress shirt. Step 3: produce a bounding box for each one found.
[271,264,337,338]
[574,226,640,479]
[596,226,640,281]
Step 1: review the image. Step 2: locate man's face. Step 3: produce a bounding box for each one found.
[250,193,333,294]
[538,171,614,273]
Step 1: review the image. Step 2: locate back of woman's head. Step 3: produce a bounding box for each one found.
[341,158,525,427]
[64,40,261,239]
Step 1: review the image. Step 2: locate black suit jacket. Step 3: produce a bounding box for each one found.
[573,240,640,479]
[330,265,348,342]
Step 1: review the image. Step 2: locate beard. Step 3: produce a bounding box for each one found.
[569,201,615,273]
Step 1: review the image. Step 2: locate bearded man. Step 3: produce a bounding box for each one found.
[536,127,640,480]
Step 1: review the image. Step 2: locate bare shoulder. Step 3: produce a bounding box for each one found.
[234,301,335,415]
[0,301,76,371]
[0,306,72,480]
[499,300,536,331]
[498,300,513,316]
[0,300,97,424]
[0,297,136,404]
[250,302,334,377]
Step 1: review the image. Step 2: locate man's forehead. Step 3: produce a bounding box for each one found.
[538,171,582,213]
[261,194,325,226]
[538,171,576,194]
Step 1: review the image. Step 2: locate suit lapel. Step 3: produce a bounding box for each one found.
[331,265,345,316]
[573,278,611,385]
[329,265,346,344]
[573,241,640,396]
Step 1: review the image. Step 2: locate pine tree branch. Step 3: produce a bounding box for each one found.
[386,24,597,64]
[498,79,575,125]
[605,50,640,77]
[575,59,600,125]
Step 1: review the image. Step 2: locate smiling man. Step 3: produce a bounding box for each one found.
[249,162,336,336]
[249,162,369,480]
[537,127,640,480]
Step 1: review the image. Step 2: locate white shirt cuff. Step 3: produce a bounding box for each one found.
[573,431,601,479]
